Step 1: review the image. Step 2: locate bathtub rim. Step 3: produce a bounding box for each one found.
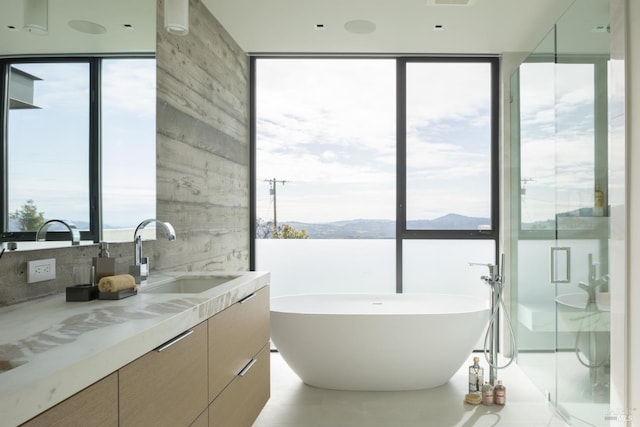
[270,292,491,316]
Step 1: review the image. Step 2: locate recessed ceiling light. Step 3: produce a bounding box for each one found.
[591,24,610,33]
[6,25,19,32]
[433,24,445,31]
[315,24,326,30]
[122,23,135,31]
[344,19,376,35]
[68,20,106,35]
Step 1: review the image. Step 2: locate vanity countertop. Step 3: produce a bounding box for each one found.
[0,271,270,427]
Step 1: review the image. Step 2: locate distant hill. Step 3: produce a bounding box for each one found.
[277,213,492,239]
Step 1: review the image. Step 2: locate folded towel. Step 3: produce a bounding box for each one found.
[98,274,136,293]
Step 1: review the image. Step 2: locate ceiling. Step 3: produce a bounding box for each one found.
[0,0,155,56]
[203,0,577,55]
[0,0,609,57]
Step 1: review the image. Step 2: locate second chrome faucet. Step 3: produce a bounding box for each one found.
[129,218,176,284]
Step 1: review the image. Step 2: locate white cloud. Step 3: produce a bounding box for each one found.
[256,58,495,222]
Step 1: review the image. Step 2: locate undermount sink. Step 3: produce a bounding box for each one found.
[141,275,240,294]
[0,359,27,374]
[555,292,610,312]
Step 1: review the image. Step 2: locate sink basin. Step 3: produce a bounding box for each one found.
[555,292,610,312]
[141,275,240,294]
[0,359,27,374]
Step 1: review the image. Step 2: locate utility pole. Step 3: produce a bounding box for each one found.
[265,178,287,230]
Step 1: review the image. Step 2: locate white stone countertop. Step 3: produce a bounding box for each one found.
[0,271,270,427]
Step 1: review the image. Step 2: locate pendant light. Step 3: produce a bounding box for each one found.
[24,0,48,35]
[164,0,189,35]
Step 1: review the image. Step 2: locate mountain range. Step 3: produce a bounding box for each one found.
[280,213,491,239]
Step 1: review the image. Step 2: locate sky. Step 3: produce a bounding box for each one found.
[7,59,156,230]
[255,57,600,225]
[6,57,598,232]
[519,61,597,224]
[255,58,493,224]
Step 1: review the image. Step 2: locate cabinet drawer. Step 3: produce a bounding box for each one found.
[208,286,269,401]
[208,343,270,427]
[119,322,208,427]
[21,373,118,427]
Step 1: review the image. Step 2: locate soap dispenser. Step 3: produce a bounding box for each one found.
[93,242,116,283]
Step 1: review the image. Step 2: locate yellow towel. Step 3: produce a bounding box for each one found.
[98,274,136,293]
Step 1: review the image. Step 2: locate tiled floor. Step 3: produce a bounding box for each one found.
[254,352,570,427]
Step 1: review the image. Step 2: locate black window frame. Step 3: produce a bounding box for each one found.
[0,55,154,244]
[249,56,500,292]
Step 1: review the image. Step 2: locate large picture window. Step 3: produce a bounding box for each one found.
[252,57,498,296]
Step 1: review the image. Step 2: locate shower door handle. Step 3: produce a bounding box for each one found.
[550,247,571,283]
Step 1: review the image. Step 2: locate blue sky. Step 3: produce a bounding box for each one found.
[256,58,598,225]
[255,58,493,224]
[519,61,596,223]
[8,59,155,229]
[8,57,595,231]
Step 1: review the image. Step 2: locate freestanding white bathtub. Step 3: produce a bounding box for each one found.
[271,293,490,391]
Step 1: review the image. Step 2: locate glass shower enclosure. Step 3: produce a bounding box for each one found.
[509,1,618,425]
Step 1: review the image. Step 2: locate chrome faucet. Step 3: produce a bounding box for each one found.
[579,253,609,304]
[468,262,500,286]
[129,219,176,284]
[36,219,81,246]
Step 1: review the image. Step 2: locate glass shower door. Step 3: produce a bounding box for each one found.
[512,1,613,424]
[511,28,559,403]
[553,1,611,421]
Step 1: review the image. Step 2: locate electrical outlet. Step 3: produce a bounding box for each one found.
[27,258,56,283]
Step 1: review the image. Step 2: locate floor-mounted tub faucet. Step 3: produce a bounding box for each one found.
[469,255,516,386]
[129,218,176,284]
[468,262,500,287]
[36,219,81,246]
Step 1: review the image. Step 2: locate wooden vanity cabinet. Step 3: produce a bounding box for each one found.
[119,321,208,427]
[21,372,118,427]
[208,343,270,427]
[19,285,270,427]
[208,286,270,426]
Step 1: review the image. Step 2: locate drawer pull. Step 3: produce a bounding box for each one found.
[155,329,194,352]
[238,358,257,377]
[238,293,256,304]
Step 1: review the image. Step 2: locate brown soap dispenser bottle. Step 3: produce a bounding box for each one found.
[93,242,116,284]
[594,184,604,216]
[494,380,506,405]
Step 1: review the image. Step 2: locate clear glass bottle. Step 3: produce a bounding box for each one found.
[468,356,483,393]
[482,381,494,405]
[494,380,506,405]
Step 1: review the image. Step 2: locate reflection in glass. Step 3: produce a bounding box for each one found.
[102,58,156,238]
[8,63,90,232]
[519,62,597,230]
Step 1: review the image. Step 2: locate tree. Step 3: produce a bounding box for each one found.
[272,223,308,239]
[255,217,274,238]
[256,218,309,239]
[10,199,45,231]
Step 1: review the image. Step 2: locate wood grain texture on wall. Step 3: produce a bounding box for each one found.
[155,0,250,272]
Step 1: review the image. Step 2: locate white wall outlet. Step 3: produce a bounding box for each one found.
[27,258,56,283]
